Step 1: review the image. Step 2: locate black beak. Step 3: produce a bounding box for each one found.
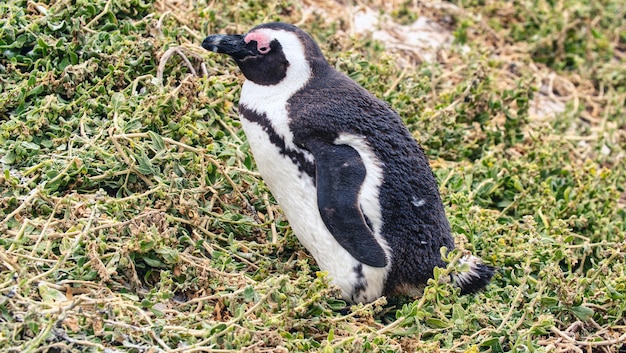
[202,34,254,60]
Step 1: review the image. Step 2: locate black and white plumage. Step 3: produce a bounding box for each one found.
[202,22,494,303]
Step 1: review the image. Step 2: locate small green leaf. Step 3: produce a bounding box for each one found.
[540,297,559,306]
[21,141,40,150]
[148,131,166,152]
[38,283,66,303]
[27,321,39,335]
[1,151,16,164]
[137,238,155,251]
[452,303,465,322]
[570,305,594,321]
[47,20,65,31]
[327,299,346,310]
[111,92,125,112]
[426,317,450,329]
[327,329,334,342]
[155,248,179,264]
[480,336,501,347]
[119,292,139,301]
[26,84,44,97]
[135,151,154,175]
[209,323,227,335]
[142,257,166,268]
[150,307,165,317]
[243,286,255,302]
[123,117,142,133]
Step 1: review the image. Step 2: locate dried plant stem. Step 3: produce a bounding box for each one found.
[550,326,626,348]
[24,205,98,286]
[0,186,40,230]
[263,193,279,243]
[85,0,112,28]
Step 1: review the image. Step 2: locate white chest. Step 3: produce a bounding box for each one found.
[238,91,388,303]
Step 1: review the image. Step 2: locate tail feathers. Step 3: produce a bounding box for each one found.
[451,255,495,295]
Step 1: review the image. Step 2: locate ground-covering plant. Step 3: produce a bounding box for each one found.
[1,0,624,351]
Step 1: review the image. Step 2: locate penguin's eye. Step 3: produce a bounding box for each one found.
[244,31,272,55]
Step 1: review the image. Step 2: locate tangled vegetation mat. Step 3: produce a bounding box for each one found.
[1,0,625,351]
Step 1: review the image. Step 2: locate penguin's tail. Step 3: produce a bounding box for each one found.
[451,254,495,295]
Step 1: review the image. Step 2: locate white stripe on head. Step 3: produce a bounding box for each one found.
[240,28,313,155]
[241,28,311,105]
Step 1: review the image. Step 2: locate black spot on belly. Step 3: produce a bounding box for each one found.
[350,264,368,302]
[239,105,315,179]
[354,264,365,279]
[351,285,365,302]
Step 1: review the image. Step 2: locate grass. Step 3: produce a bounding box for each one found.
[0,0,625,351]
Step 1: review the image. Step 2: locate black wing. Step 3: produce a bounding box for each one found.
[309,140,388,268]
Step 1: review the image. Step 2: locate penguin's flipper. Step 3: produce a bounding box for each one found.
[311,141,388,268]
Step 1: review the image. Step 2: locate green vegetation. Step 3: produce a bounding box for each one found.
[1,0,624,351]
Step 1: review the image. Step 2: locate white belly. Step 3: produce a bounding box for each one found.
[240,117,388,303]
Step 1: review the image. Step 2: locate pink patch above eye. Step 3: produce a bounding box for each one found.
[244,31,271,54]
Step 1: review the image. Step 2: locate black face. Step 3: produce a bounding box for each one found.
[202,33,289,86]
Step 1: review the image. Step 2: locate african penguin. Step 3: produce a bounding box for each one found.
[201,22,494,304]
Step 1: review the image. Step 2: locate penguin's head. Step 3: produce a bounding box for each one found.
[202,22,329,86]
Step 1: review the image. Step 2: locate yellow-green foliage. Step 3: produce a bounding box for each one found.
[0,0,624,352]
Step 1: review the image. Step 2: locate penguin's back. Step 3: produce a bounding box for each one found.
[287,69,454,295]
